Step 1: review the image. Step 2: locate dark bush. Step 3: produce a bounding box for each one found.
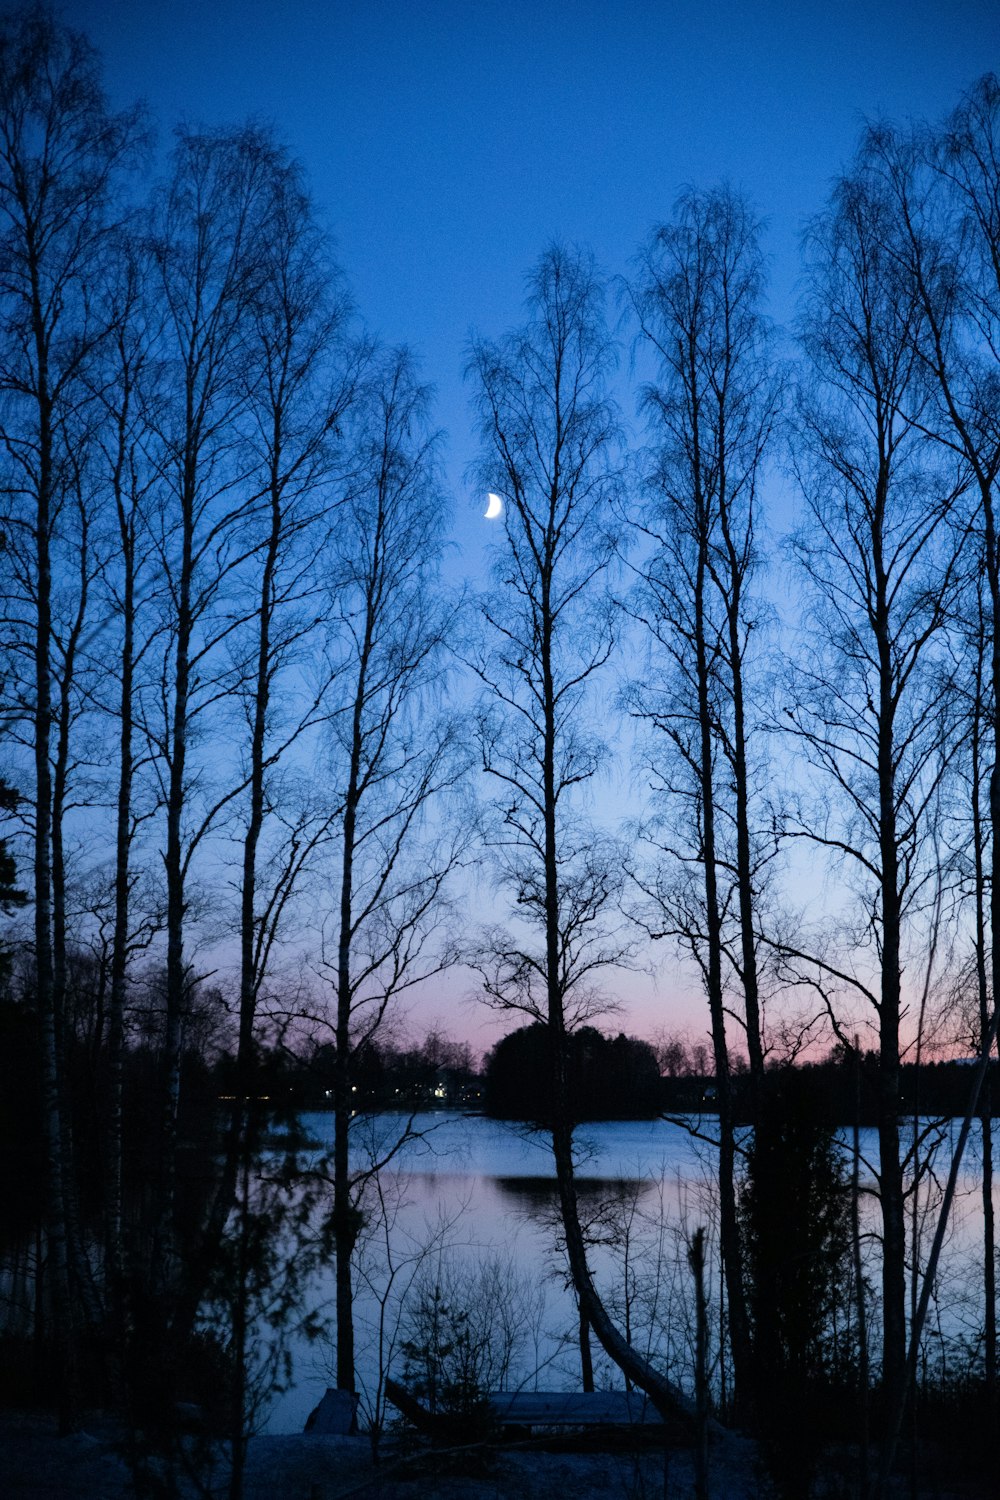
[739,1068,855,1497]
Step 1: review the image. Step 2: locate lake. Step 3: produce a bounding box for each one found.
[264,1110,999,1434]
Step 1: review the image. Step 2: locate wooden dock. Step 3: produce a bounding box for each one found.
[383,1378,685,1445]
[488,1390,658,1431]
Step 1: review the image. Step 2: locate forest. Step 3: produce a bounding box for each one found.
[1,4,999,1497]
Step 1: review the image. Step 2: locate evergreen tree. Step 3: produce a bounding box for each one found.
[739,1069,854,1497]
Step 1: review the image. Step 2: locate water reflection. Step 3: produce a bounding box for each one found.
[268,1111,995,1436]
[493,1174,656,1216]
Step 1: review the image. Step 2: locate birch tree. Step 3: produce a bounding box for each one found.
[625,187,779,1409]
[142,124,285,1289]
[858,75,1000,1469]
[468,244,692,1421]
[0,3,142,1422]
[321,347,463,1392]
[86,233,165,1308]
[783,158,966,1430]
[230,164,362,1086]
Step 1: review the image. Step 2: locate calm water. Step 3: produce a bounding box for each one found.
[264,1110,999,1434]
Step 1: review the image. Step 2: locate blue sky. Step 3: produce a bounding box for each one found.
[62,0,999,1049]
[69,0,997,507]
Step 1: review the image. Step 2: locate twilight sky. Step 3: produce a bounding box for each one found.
[61,0,999,1052]
[68,0,998,506]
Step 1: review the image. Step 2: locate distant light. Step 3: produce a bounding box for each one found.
[484,492,503,520]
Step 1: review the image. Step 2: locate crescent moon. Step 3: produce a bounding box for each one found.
[484,492,503,520]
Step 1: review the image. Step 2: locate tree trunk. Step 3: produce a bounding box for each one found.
[873,458,907,1436]
[967,580,996,1403]
[689,1227,710,1500]
[543,565,694,1423]
[578,1306,594,1392]
[333,627,372,1393]
[159,438,195,1298]
[719,484,765,1104]
[238,458,281,1081]
[106,483,134,1324]
[694,505,752,1413]
[852,1041,871,1494]
[32,335,76,1432]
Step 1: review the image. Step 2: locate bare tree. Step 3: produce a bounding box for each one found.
[317,346,464,1393]
[161,159,365,1496]
[231,164,363,1085]
[625,187,780,1409]
[782,156,966,1430]
[925,557,998,1414]
[959,573,996,1400]
[467,243,691,1420]
[920,75,1000,1410]
[141,124,287,1286]
[85,230,167,1312]
[0,3,143,1422]
[856,76,1000,1472]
